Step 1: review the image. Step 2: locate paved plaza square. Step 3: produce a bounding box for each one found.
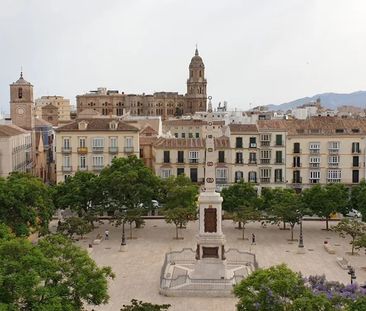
[75,219,366,311]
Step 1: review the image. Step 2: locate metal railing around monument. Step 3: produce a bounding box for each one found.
[160,248,257,291]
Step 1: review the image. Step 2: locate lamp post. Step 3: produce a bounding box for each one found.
[119,211,127,252]
[348,265,356,284]
[297,216,305,254]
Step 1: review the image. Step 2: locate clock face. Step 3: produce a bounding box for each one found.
[17,107,25,115]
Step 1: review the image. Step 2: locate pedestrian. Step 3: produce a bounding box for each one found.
[251,233,256,245]
[105,229,109,240]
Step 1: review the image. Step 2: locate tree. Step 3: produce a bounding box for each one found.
[125,209,145,239]
[332,219,366,255]
[120,299,170,311]
[350,180,366,222]
[291,294,334,311]
[54,171,101,227]
[0,172,54,236]
[99,157,160,239]
[0,224,14,241]
[234,264,307,311]
[270,189,302,241]
[57,216,92,239]
[302,184,349,230]
[222,181,259,229]
[165,207,196,239]
[354,234,366,253]
[233,205,261,240]
[0,234,115,310]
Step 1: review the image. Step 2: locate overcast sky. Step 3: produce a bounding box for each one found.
[1,0,366,112]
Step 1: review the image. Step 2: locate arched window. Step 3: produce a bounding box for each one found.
[18,88,23,99]
[248,171,257,183]
[235,171,243,182]
[199,70,202,77]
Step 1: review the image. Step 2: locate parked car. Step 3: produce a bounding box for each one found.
[345,209,362,218]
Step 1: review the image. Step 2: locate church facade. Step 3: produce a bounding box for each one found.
[76,48,207,119]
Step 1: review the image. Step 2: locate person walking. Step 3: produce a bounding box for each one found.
[105,229,109,240]
[251,233,256,245]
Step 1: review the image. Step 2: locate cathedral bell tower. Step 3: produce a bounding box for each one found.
[185,47,207,114]
[10,72,34,130]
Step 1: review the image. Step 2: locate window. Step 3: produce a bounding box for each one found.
[125,137,133,147]
[260,134,271,146]
[216,168,228,184]
[310,170,320,183]
[352,142,360,153]
[110,137,117,147]
[188,133,193,138]
[177,168,185,176]
[79,155,86,168]
[249,152,257,164]
[63,137,70,148]
[260,150,271,159]
[328,155,339,167]
[260,168,271,183]
[293,156,301,167]
[63,155,71,167]
[309,142,320,154]
[181,133,186,138]
[293,142,300,153]
[218,151,225,163]
[139,148,144,158]
[310,157,320,168]
[163,151,170,163]
[353,170,359,183]
[236,137,243,148]
[161,169,171,179]
[189,151,199,163]
[79,137,86,147]
[195,133,200,138]
[177,151,184,163]
[249,137,256,148]
[328,141,340,152]
[353,156,359,167]
[275,135,283,146]
[236,152,243,164]
[327,170,341,183]
[275,151,283,164]
[18,88,22,99]
[274,169,283,182]
[248,171,257,183]
[174,133,178,138]
[93,155,104,167]
[92,138,104,147]
[235,171,243,182]
[293,170,301,183]
[190,168,198,182]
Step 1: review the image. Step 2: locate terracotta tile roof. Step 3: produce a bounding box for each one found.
[257,120,289,130]
[229,124,258,133]
[55,118,139,132]
[0,124,29,137]
[154,136,230,149]
[140,125,158,136]
[163,119,225,126]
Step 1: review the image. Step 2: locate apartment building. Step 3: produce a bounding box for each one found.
[35,96,71,123]
[0,124,32,177]
[55,118,139,183]
[162,119,226,138]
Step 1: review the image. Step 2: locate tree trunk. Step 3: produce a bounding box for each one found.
[290,224,294,241]
[283,221,286,230]
[325,217,329,231]
[175,225,179,239]
[242,226,245,240]
[129,223,133,239]
[352,237,355,255]
[238,222,242,229]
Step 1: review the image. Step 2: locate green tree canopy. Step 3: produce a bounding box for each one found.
[222,181,258,214]
[332,219,366,255]
[0,172,54,236]
[0,234,114,310]
[350,179,366,222]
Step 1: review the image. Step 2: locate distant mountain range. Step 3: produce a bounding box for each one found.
[266,91,366,111]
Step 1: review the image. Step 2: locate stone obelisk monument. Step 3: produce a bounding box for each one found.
[191,97,227,279]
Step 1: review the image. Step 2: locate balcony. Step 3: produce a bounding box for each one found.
[177,159,185,164]
[260,159,270,164]
[260,141,270,147]
[109,146,119,154]
[275,159,284,164]
[124,146,134,153]
[310,163,320,168]
[260,177,271,183]
[249,143,257,148]
[310,149,320,154]
[218,158,226,164]
[92,146,104,153]
[328,162,339,168]
[274,178,284,183]
[293,149,302,154]
[352,149,361,154]
[248,159,257,165]
[328,148,339,154]
[78,166,88,171]
[292,177,303,184]
[93,165,104,171]
[62,166,72,172]
[352,163,360,168]
[235,160,243,165]
[77,147,88,154]
[216,177,228,184]
[61,147,72,154]
[189,159,199,164]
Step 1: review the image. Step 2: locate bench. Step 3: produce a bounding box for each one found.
[324,243,336,254]
[336,257,349,270]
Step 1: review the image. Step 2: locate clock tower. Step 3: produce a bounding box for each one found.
[10,72,34,130]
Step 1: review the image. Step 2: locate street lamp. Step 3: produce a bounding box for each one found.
[297,216,305,254]
[119,210,127,252]
[348,265,356,284]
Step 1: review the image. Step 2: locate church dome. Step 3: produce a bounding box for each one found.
[189,48,204,68]
[14,72,31,85]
